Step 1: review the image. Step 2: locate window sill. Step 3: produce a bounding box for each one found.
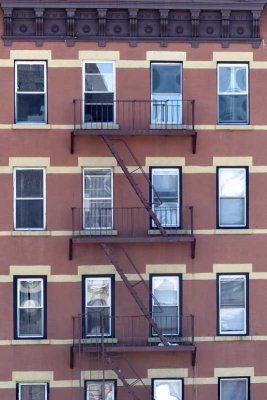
[149,124,184,130]
[215,124,252,130]
[81,123,119,130]
[80,338,118,344]
[12,124,51,130]
[214,335,250,341]
[148,229,187,235]
[78,230,118,236]
[12,230,51,236]
[215,229,252,235]
[12,339,49,345]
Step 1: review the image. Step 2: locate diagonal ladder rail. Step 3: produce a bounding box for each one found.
[103,349,143,400]
[101,135,167,236]
[101,243,168,345]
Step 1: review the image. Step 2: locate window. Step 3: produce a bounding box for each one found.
[14,277,47,339]
[85,381,115,400]
[83,276,114,337]
[218,274,248,335]
[15,61,47,124]
[14,168,46,230]
[151,168,181,228]
[151,275,181,336]
[218,63,249,124]
[217,167,248,228]
[219,378,249,400]
[153,379,183,400]
[83,168,113,230]
[17,383,48,400]
[151,63,182,125]
[83,62,115,124]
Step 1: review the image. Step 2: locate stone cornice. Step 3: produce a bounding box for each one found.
[1,0,265,47]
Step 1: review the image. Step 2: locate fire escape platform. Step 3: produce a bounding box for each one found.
[72,343,196,353]
[71,234,195,244]
[72,128,196,136]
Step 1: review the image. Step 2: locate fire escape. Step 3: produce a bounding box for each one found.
[70,98,197,399]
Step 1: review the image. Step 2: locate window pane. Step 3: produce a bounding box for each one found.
[19,308,43,336]
[17,64,44,92]
[152,64,181,94]
[220,277,245,307]
[16,170,43,198]
[153,277,179,305]
[17,94,45,123]
[153,173,179,203]
[153,306,179,334]
[16,200,44,229]
[218,95,248,123]
[220,198,245,226]
[85,74,113,92]
[86,279,110,307]
[154,380,182,400]
[219,66,247,93]
[86,381,114,400]
[20,384,46,400]
[85,307,110,336]
[219,169,245,197]
[19,281,42,306]
[84,170,112,198]
[221,308,245,332]
[85,63,113,74]
[221,379,247,400]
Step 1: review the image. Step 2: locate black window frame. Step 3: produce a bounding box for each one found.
[216,166,249,229]
[217,273,249,336]
[149,273,182,337]
[149,167,182,229]
[217,62,249,125]
[219,377,250,400]
[15,60,48,124]
[13,275,47,340]
[82,274,115,338]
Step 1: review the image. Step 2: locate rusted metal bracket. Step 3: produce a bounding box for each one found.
[192,347,197,367]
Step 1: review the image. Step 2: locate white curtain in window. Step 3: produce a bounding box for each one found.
[154,380,182,400]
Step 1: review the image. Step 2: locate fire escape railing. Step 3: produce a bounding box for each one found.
[71,99,197,153]
[72,313,195,349]
[71,206,195,238]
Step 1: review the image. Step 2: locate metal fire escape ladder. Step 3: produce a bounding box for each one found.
[101,135,167,236]
[102,349,142,400]
[101,243,169,346]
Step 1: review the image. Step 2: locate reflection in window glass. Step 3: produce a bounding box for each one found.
[220,378,248,400]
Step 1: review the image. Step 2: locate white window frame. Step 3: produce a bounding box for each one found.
[152,275,180,336]
[219,377,249,400]
[83,168,113,230]
[82,61,116,126]
[18,382,48,400]
[84,277,112,337]
[151,62,182,125]
[153,379,183,400]
[85,380,115,400]
[16,278,45,339]
[14,168,46,231]
[217,63,249,124]
[218,167,247,228]
[15,61,47,124]
[218,274,247,335]
[151,168,180,228]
